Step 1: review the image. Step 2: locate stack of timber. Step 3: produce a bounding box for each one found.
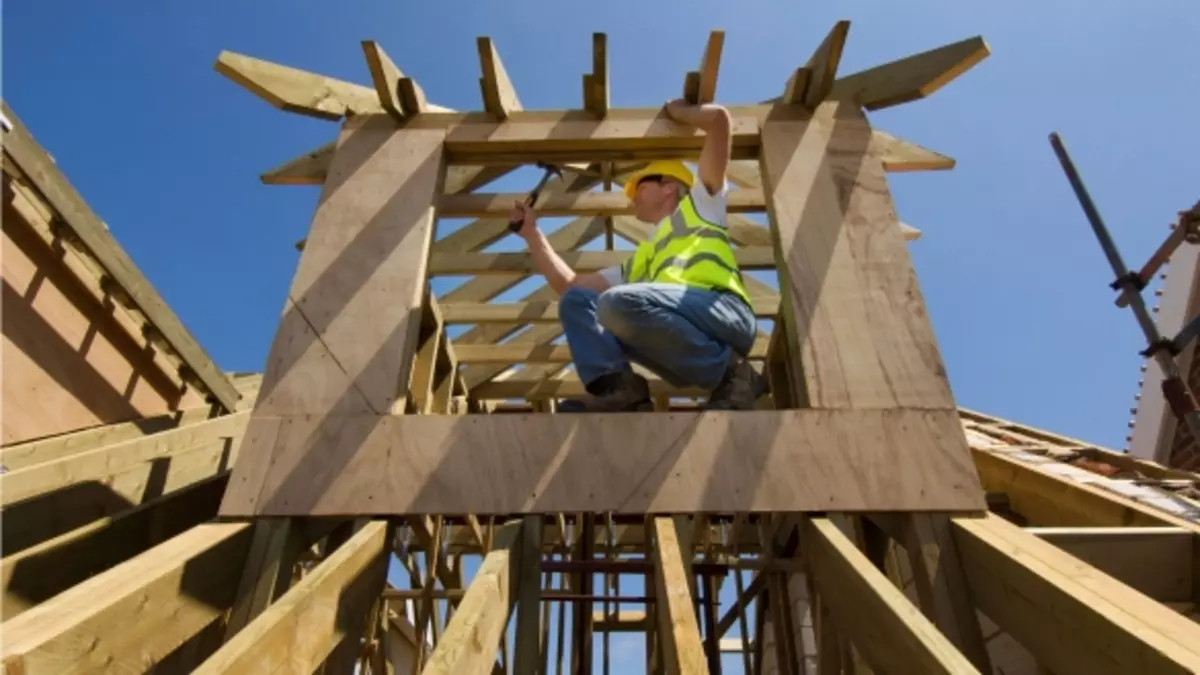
[4,21,1200,675]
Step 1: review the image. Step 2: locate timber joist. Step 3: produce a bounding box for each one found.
[5,20,1200,675]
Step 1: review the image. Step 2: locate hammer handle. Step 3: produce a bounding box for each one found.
[507,189,540,233]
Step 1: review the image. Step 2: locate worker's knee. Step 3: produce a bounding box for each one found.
[596,288,639,337]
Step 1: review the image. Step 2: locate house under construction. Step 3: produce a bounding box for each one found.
[3,22,1200,675]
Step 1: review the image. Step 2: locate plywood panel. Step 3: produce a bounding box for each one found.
[1,205,203,446]
[219,409,984,516]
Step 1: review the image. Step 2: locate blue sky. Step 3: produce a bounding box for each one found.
[5,0,1199,671]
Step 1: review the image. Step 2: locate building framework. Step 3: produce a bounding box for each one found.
[3,22,1200,675]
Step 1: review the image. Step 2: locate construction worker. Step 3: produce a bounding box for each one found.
[509,99,767,412]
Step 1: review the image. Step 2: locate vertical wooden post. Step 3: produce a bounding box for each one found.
[758,97,990,672]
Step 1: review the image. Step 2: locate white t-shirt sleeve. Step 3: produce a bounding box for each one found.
[597,266,624,286]
[689,172,728,228]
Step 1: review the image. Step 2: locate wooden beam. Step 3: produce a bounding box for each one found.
[194,521,390,673]
[1026,526,1195,604]
[651,517,709,674]
[829,36,990,111]
[0,411,247,507]
[758,97,956,409]
[0,523,253,674]
[872,129,956,172]
[261,141,336,185]
[1,102,241,412]
[452,335,769,365]
[427,247,775,276]
[439,298,782,324]
[803,517,979,673]
[423,521,523,675]
[470,375,700,399]
[417,106,765,164]
[800,20,850,108]
[477,37,522,120]
[584,33,609,117]
[399,77,430,116]
[686,30,725,104]
[1,473,227,618]
[952,513,1200,674]
[217,409,983,516]
[439,188,764,218]
[362,41,407,121]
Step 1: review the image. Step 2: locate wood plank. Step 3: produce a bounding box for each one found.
[439,298,782,324]
[249,114,444,417]
[423,521,523,675]
[952,513,1200,675]
[651,517,709,674]
[469,375,700,400]
[803,517,979,673]
[513,516,544,674]
[872,130,956,172]
[1,473,226,618]
[800,20,850,108]
[829,36,990,111]
[193,521,390,674]
[0,411,247,506]
[584,33,609,117]
[0,523,253,675]
[362,41,407,121]
[217,409,984,517]
[215,51,394,119]
[1025,526,1195,603]
[691,30,725,105]
[262,142,515,194]
[452,335,769,365]
[758,98,956,409]
[477,37,522,120]
[439,188,764,218]
[1,102,240,412]
[428,247,775,276]
[425,106,765,164]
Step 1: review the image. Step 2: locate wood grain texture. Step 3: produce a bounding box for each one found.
[651,517,709,674]
[2,102,239,412]
[952,513,1200,675]
[252,115,445,417]
[0,523,252,675]
[193,521,389,674]
[829,36,990,111]
[758,99,955,409]
[1027,527,1194,603]
[804,517,980,674]
[217,409,984,517]
[362,41,407,121]
[423,521,522,675]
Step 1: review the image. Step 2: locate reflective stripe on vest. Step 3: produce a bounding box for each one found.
[622,195,753,307]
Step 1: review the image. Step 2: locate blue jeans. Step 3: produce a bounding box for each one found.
[559,283,757,391]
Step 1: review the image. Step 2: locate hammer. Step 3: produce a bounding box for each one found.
[508,162,563,233]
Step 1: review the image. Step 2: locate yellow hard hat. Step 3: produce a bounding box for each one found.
[624,160,694,200]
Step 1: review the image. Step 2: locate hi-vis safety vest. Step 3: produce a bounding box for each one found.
[620,194,753,308]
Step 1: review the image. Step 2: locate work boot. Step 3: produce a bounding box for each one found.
[704,355,769,410]
[557,371,654,413]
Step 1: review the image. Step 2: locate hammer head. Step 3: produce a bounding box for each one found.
[535,161,563,179]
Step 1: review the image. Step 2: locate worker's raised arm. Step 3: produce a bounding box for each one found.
[664,99,732,196]
[511,201,612,296]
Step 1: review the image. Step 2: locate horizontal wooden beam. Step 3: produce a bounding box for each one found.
[1026,526,1195,604]
[218,409,985,516]
[423,520,523,675]
[214,50,452,120]
[830,36,990,111]
[1,473,227,618]
[453,335,769,365]
[439,298,782,324]
[0,411,248,507]
[193,521,389,673]
[391,106,769,164]
[472,374,704,400]
[428,247,776,276]
[804,516,980,673]
[1,102,241,411]
[0,523,252,674]
[952,513,1200,674]
[439,188,765,218]
[872,130,956,172]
